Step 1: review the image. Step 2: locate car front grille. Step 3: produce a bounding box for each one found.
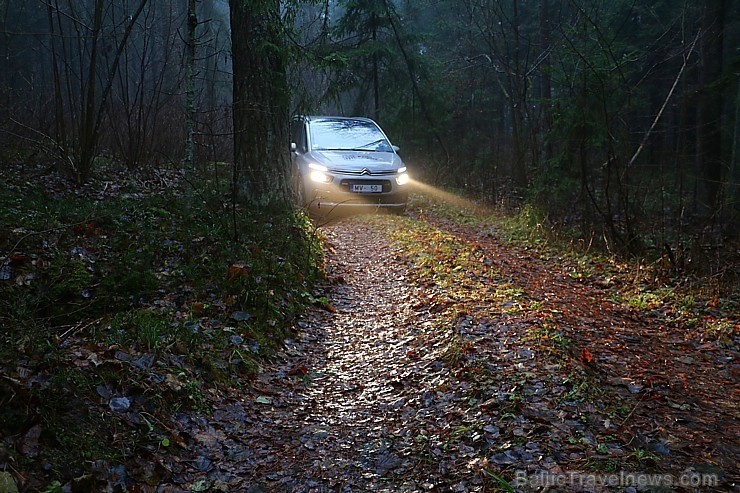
[330,168,397,176]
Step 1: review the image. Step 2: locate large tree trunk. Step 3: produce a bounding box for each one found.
[695,0,725,215]
[229,0,291,207]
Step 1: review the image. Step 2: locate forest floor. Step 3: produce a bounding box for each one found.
[1,167,738,492]
[153,205,738,492]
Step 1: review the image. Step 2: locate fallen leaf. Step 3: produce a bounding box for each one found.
[20,424,42,458]
[190,479,212,492]
[0,263,11,281]
[109,397,131,412]
[165,374,183,392]
[580,348,595,365]
[0,471,19,493]
[231,311,252,322]
[227,263,248,282]
[287,364,309,377]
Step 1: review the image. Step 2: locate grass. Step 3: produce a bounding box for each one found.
[522,325,572,359]
[410,190,738,351]
[386,194,724,483]
[107,308,174,351]
[440,334,474,367]
[0,163,325,487]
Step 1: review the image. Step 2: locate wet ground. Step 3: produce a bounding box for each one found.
[154,213,738,492]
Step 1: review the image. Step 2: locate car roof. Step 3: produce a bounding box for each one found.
[301,115,376,124]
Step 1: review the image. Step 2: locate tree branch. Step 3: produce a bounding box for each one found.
[627,29,701,168]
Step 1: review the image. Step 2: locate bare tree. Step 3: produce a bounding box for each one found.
[46,0,150,182]
[106,0,182,170]
[460,0,535,190]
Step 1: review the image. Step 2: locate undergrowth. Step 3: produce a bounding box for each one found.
[409,191,739,349]
[0,164,325,487]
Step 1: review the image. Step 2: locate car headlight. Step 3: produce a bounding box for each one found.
[309,163,328,172]
[308,163,332,183]
[308,163,333,183]
[396,173,410,186]
[310,170,332,183]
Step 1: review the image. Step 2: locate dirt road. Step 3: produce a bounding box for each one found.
[158,212,738,492]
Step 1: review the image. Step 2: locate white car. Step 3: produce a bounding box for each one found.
[290,116,409,213]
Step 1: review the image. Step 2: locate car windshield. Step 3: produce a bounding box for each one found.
[310,119,392,152]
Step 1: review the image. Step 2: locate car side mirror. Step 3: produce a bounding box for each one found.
[291,142,297,152]
[392,145,400,153]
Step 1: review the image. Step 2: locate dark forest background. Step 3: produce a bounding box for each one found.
[1,0,738,257]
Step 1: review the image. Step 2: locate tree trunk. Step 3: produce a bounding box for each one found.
[384,0,448,162]
[184,0,198,201]
[372,16,380,121]
[510,0,527,189]
[695,0,725,215]
[539,0,552,166]
[229,0,291,207]
[78,0,104,183]
[47,1,68,166]
[47,0,149,182]
[728,73,740,227]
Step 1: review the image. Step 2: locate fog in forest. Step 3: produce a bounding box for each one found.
[1,0,738,246]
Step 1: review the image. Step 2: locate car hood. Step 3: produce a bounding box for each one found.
[311,150,403,171]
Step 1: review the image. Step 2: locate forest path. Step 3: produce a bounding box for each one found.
[242,216,435,490]
[162,209,737,492]
[161,215,449,492]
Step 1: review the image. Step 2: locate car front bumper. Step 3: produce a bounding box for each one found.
[307,187,408,211]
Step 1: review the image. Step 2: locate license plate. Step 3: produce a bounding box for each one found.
[350,184,382,193]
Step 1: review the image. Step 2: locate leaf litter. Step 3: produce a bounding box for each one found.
[2,165,736,491]
[148,211,736,492]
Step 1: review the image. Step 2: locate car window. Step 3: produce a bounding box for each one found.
[309,119,391,152]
